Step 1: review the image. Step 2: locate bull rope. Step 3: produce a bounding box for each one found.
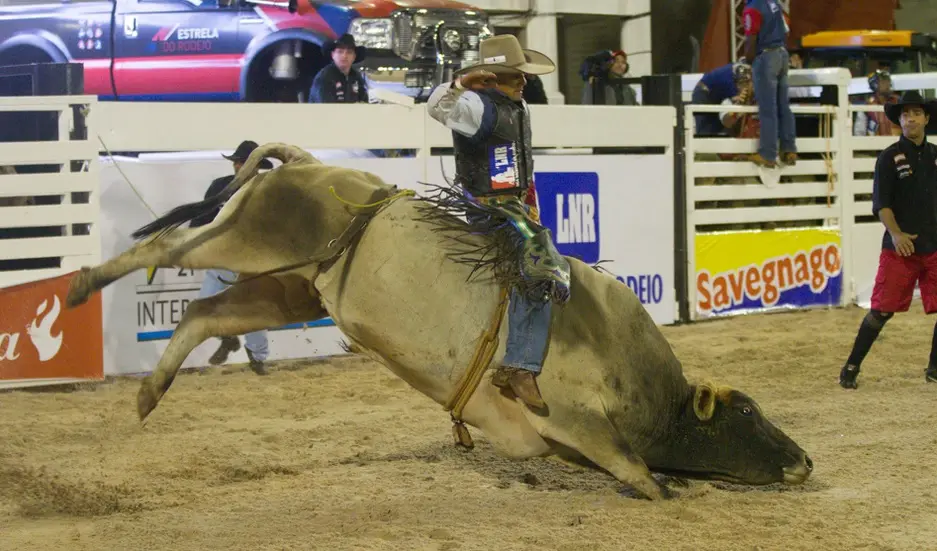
[443,284,510,449]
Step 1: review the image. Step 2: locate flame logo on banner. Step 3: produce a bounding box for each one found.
[26,295,64,362]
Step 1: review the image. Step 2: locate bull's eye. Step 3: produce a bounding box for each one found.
[740,406,753,416]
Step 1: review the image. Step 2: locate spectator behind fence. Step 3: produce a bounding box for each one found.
[308,34,369,104]
[787,51,823,99]
[743,0,797,168]
[580,50,638,106]
[189,140,273,376]
[691,62,752,136]
[0,165,32,207]
[854,70,901,137]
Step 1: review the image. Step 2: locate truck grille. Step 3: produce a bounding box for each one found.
[392,9,491,67]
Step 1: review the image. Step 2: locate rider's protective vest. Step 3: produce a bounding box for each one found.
[453,89,533,199]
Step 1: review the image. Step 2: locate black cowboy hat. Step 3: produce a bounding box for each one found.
[884,90,937,126]
[324,33,366,63]
[222,140,273,169]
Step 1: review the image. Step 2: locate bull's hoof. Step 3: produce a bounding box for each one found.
[620,479,680,501]
[658,484,680,500]
[654,473,691,488]
[66,267,94,308]
[137,378,161,422]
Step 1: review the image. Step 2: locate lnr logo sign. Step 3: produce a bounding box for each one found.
[535,172,600,264]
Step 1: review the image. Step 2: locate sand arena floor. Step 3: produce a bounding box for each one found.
[2,303,937,551]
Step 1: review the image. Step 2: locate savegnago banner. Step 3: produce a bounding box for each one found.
[695,228,843,318]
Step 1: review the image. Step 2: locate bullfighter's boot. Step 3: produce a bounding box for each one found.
[209,336,240,365]
[839,363,859,389]
[925,364,937,383]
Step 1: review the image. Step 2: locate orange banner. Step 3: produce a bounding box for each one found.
[0,271,103,382]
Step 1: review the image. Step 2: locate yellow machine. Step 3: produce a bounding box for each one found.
[799,30,937,78]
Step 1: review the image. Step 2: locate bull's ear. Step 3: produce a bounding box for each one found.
[693,382,717,422]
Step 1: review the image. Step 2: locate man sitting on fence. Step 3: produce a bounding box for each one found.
[743,0,797,168]
[839,91,937,389]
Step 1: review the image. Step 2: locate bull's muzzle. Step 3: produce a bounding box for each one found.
[782,454,813,485]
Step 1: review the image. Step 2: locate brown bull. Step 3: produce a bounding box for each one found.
[66,143,813,500]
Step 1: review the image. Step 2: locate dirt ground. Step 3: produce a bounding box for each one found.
[2,304,937,551]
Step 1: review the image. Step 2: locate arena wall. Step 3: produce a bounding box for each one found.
[1,67,933,388]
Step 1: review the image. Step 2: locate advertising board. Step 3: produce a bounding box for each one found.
[0,272,103,389]
[97,150,677,375]
[695,228,843,318]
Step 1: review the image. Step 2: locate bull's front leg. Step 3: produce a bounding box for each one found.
[540,417,677,501]
[137,273,329,422]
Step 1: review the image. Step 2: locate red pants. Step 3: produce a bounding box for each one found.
[871,249,937,313]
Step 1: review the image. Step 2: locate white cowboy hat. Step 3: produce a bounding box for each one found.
[455,34,555,76]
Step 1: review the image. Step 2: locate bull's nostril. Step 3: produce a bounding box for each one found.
[805,456,814,471]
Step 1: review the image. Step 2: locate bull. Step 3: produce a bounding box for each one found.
[65,143,813,500]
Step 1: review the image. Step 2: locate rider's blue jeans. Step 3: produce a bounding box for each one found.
[503,288,552,374]
[466,206,552,374]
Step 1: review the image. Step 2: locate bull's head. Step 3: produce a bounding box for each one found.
[648,382,813,487]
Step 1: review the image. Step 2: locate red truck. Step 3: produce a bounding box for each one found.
[0,0,491,102]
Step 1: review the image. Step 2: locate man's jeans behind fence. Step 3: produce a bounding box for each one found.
[752,47,797,162]
[198,268,269,361]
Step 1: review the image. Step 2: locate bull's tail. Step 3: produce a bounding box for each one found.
[130,143,319,240]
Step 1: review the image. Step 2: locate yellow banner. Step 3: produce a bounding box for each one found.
[695,228,843,317]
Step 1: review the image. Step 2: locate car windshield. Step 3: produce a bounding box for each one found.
[924,51,937,73]
[804,50,918,77]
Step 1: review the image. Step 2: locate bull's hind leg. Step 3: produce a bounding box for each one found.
[67,225,284,309]
[137,273,328,422]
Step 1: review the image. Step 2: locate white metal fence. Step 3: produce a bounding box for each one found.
[684,67,937,319]
[0,95,101,289]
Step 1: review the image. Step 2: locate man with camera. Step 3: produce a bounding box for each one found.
[580,50,637,106]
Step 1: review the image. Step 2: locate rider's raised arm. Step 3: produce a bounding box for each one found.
[425,81,496,141]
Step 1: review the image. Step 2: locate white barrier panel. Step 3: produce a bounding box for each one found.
[99,151,676,375]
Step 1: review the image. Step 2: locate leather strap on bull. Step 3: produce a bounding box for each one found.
[443,285,510,449]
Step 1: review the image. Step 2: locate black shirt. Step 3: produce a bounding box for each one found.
[308,64,368,103]
[872,134,937,254]
[189,174,234,228]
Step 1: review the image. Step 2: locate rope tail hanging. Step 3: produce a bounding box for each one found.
[821,105,836,208]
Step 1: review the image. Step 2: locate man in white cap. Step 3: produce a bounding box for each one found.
[425,34,570,409]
